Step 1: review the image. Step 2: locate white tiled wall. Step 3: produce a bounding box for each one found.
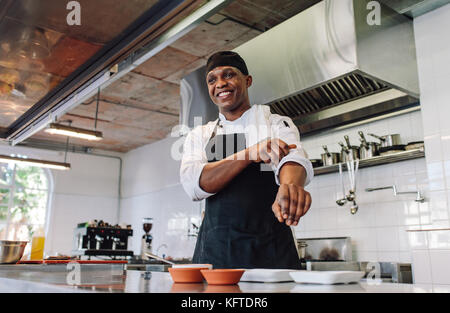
[294,111,427,264]
[409,3,450,286]
[120,184,200,259]
[120,137,201,259]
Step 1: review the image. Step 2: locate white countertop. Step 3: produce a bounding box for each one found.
[0,268,449,293]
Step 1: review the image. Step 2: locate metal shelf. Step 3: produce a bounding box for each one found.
[313,148,425,176]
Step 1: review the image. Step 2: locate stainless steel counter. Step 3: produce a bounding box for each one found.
[0,265,448,293]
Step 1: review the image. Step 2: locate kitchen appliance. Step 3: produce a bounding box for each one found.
[306,261,361,272]
[0,240,28,264]
[180,0,421,134]
[321,145,340,166]
[306,261,413,284]
[297,237,352,262]
[72,223,133,258]
[141,217,153,259]
[358,131,380,159]
[360,262,413,284]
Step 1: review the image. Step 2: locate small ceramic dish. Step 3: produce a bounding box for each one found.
[169,267,211,283]
[200,269,245,285]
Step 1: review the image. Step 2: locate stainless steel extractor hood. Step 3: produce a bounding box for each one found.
[379,0,450,18]
[227,0,421,135]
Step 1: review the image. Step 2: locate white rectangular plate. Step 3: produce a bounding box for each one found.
[241,269,301,283]
[289,271,365,285]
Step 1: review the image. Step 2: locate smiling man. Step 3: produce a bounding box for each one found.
[180,51,313,269]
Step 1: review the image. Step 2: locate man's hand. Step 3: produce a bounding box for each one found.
[272,183,311,226]
[247,139,296,164]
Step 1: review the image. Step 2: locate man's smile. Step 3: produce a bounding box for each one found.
[216,89,234,100]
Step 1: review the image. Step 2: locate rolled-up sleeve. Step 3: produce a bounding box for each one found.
[270,116,314,186]
[180,127,216,201]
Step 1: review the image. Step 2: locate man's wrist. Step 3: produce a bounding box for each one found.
[279,162,306,187]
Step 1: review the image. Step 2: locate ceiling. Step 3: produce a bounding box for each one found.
[0,0,163,127]
[6,0,319,153]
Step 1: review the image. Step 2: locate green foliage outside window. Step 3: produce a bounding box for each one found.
[0,163,49,241]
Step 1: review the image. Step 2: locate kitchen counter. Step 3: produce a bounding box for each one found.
[0,266,449,293]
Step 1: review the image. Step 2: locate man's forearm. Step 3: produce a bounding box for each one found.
[199,149,252,194]
[279,162,307,187]
[275,161,310,226]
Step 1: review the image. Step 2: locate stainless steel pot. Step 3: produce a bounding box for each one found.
[358,131,380,159]
[0,240,28,264]
[368,133,401,148]
[321,145,340,166]
[339,136,360,162]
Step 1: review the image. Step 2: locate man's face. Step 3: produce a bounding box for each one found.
[206,66,252,112]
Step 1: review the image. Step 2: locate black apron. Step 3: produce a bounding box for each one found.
[192,121,301,269]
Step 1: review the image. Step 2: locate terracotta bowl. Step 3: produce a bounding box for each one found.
[200,269,245,285]
[169,267,210,283]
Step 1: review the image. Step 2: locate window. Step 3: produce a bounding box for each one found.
[0,162,50,242]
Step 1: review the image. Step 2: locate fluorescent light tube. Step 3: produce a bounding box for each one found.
[0,155,71,170]
[44,123,103,141]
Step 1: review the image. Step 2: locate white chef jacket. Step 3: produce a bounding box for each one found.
[180,104,314,201]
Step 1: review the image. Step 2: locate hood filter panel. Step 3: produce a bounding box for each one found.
[269,73,389,118]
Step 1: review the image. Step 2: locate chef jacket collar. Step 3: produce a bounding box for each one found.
[218,105,254,124]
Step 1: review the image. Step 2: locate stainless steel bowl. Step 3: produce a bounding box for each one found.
[0,240,28,264]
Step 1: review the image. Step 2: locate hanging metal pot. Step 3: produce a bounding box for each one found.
[367,133,402,148]
[321,145,340,166]
[339,136,359,162]
[358,131,380,159]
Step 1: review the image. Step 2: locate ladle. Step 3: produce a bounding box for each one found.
[336,163,347,206]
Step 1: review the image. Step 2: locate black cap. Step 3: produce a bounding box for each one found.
[206,51,249,76]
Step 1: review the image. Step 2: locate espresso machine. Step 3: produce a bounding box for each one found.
[72,220,134,258]
[140,218,153,259]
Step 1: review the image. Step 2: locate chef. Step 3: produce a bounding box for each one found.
[180,51,313,269]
